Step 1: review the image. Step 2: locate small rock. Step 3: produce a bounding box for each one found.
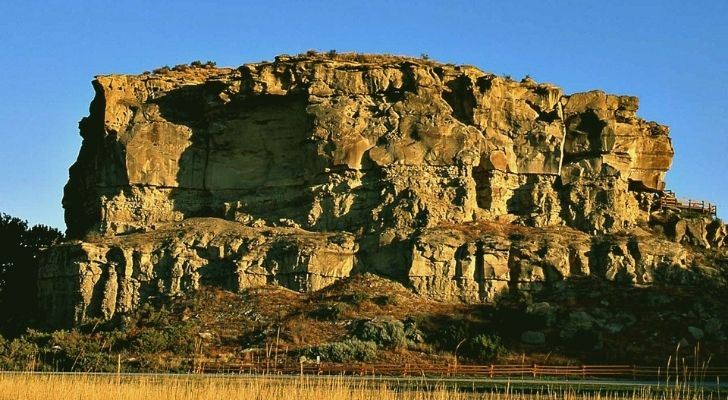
[277,218,301,228]
[197,331,214,340]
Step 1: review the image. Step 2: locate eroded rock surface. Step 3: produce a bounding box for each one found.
[42,54,724,326]
[40,218,356,326]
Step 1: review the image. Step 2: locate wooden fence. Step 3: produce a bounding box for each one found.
[659,190,717,216]
[196,361,728,381]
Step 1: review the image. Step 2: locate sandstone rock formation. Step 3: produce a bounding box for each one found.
[40,53,724,326]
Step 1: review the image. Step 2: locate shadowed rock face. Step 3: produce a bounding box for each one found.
[41,54,722,327]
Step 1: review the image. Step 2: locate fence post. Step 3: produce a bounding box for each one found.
[632,365,636,381]
[533,364,537,378]
[582,365,586,379]
[489,364,494,378]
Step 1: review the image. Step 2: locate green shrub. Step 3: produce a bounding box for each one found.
[373,295,397,307]
[308,302,350,321]
[18,329,132,372]
[432,320,468,350]
[45,330,121,372]
[153,66,171,74]
[131,323,196,355]
[0,335,39,370]
[403,318,424,344]
[347,292,369,305]
[302,339,377,362]
[353,317,409,349]
[133,328,170,353]
[465,334,506,361]
[172,64,190,72]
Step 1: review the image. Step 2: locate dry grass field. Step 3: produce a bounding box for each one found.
[0,373,722,400]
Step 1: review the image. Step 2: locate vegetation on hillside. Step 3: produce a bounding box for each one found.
[0,272,725,372]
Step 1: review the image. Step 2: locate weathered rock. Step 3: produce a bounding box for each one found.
[64,55,673,239]
[40,54,724,326]
[651,210,726,249]
[562,91,673,191]
[39,218,356,326]
[406,223,702,300]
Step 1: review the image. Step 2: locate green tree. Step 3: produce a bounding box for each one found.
[0,213,63,335]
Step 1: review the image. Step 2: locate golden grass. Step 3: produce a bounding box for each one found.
[0,373,721,400]
[3,374,441,400]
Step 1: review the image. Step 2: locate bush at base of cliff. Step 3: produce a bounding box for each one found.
[0,334,39,371]
[132,324,198,355]
[465,334,507,361]
[0,329,127,372]
[352,317,410,349]
[307,302,351,321]
[301,339,377,362]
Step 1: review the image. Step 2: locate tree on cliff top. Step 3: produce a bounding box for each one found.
[0,213,63,336]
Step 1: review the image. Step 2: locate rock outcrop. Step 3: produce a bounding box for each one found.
[40,218,356,326]
[41,53,724,326]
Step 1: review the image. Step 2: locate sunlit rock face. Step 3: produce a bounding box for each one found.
[42,53,722,327]
[63,55,673,238]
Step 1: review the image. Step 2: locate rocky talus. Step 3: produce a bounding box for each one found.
[40,54,725,327]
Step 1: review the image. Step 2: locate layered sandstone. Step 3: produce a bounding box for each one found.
[41,53,723,326]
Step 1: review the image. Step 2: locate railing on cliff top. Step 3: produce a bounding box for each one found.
[659,190,717,216]
[191,360,728,381]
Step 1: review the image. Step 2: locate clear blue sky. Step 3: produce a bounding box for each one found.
[1,1,726,229]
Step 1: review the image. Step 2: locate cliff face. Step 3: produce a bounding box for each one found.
[62,56,672,238]
[40,54,723,326]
